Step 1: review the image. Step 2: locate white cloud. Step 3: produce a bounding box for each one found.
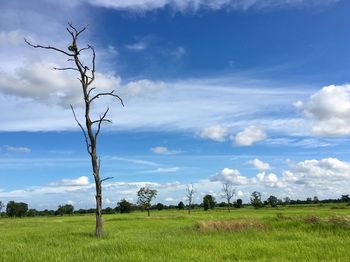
[210,168,249,185]
[249,158,270,171]
[140,167,180,173]
[199,125,228,142]
[2,145,31,153]
[50,176,90,187]
[255,172,282,187]
[85,0,340,12]
[126,41,147,51]
[234,126,267,146]
[300,84,350,136]
[151,146,182,155]
[0,30,23,45]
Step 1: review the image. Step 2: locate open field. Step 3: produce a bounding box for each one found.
[1,205,350,261]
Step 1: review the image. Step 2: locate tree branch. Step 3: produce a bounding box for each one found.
[24,38,74,57]
[53,67,79,72]
[95,107,110,139]
[70,105,92,155]
[101,177,114,183]
[90,90,124,106]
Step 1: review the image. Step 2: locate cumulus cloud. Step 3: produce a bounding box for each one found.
[85,0,340,12]
[150,146,182,155]
[249,158,270,171]
[210,168,249,185]
[0,61,121,107]
[255,172,282,187]
[300,84,350,136]
[288,158,350,182]
[199,125,228,142]
[234,126,267,146]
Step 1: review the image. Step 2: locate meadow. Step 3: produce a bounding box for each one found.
[1,204,349,261]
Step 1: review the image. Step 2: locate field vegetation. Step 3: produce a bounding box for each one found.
[1,204,349,261]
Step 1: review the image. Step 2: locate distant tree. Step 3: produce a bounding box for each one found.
[117,199,132,213]
[56,204,74,216]
[177,201,185,210]
[6,201,28,217]
[186,184,195,214]
[221,182,235,212]
[137,187,157,217]
[156,203,164,211]
[283,197,291,206]
[0,201,4,213]
[313,196,319,204]
[250,191,263,209]
[341,194,350,202]
[306,197,312,204]
[203,195,215,211]
[27,209,39,217]
[267,195,278,207]
[103,207,114,214]
[236,199,243,208]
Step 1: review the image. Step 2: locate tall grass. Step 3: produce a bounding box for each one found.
[0,205,349,261]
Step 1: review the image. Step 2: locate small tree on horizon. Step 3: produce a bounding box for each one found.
[221,182,235,212]
[186,184,195,214]
[178,201,185,210]
[267,195,278,207]
[0,201,4,213]
[203,195,215,211]
[250,191,263,209]
[137,187,157,217]
[116,199,132,213]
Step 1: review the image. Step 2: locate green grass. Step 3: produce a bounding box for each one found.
[1,205,349,261]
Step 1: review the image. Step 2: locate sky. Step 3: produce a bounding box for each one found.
[1,0,350,210]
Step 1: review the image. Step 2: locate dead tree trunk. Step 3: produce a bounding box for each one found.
[186,184,194,215]
[25,23,123,237]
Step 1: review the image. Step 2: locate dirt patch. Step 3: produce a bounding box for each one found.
[196,219,267,232]
[328,215,350,229]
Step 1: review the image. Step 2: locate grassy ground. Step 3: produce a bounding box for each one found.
[1,205,349,261]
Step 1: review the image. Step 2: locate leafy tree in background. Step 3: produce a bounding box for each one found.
[236,199,243,208]
[137,187,157,217]
[177,201,185,210]
[6,201,28,217]
[267,195,278,207]
[117,199,132,213]
[250,191,263,209]
[313,196,319,204]
[55,204,74,216]
[156,203,164,211]
[203,195,215,211]
[0,201,4,213]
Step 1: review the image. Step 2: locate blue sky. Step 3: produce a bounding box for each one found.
[1,0,350,209]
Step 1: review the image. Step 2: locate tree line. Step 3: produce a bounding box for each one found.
[1,192,349,218]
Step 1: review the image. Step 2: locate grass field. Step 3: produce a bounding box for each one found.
[1,205,349,261]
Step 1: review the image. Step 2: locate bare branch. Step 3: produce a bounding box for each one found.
[95,107,110,139]
[70,105,91,155]
[25,38,74,57]
[101,177,114,183]
[53,67,79,72]
[90,90,124,106]
[87,87,96,96]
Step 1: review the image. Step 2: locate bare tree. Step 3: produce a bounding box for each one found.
[222,182,235,212]
[186,184,194,214]
[25,23,123,237]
